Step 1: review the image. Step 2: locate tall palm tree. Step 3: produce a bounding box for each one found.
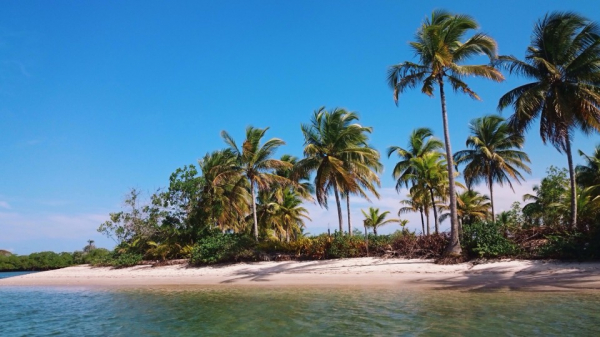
[577,145,600,194]
[343,144,382,236]
[399,194,426,235]
[388,127,443,190]
[296,107,379,234]
[406,152,450,234]
[454,115,531,220]
[498,12,600,228]
[220,126,292,241]
[388,10,503,255]
[362,207,400,236]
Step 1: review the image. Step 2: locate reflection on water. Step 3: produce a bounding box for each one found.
[1,286,599,336]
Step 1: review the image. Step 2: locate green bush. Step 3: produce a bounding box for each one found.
[462,221,517,258]
[538,230,600,260]
[111,253,143,268]
[190,232,255,265]
[326,232,365,258]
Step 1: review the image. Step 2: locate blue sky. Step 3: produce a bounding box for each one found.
[1,1,599,254]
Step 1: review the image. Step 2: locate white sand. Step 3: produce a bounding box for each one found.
[2,258,600,291]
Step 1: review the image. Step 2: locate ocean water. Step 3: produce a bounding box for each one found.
[1,286,599,336]
[0,271,38,279]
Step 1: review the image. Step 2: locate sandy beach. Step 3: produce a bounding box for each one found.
[2,258,600,291]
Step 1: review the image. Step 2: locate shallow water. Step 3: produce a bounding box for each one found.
[0,271,38,279]
[1,286,599,336]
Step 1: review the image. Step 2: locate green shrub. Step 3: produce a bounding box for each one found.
[462,221,517,258]
[190,232,255,265]
[538,230,600,260]
[326,232,365,258]
[111,253,143,268]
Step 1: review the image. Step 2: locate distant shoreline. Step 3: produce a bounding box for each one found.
[1,258,600,292]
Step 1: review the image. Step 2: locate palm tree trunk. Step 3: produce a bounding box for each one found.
[489,173,495,222]
[347,194,352,236]
[419,207,425,236]
[365,225,369,257]
[438,77,461,255]
[251,180,259,242]
[426,210,430,236]
[334,187,344,233]
[565,135,577,229]
[429,188,439,234]
[286,228,290,243]
[374,226,378,236]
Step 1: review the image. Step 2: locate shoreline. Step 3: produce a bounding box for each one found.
[2,258,600,291]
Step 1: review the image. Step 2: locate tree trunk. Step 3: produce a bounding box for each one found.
[286,228,290,243]
[365,225,369,257]
[565,135,578,229]
[347,194,352,236]
[419,207,425,236]
[439,77,461,255]
[334,187,344,233]
[489,172,495,222]
[429,188,439,234]
[426,210,430,236]
[251,180,259,242]
[374,226,378,236]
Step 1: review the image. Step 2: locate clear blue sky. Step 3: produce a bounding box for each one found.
[1,1,599,254]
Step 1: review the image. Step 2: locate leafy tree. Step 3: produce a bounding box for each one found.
[498,12,600,229]
[361,207,400,236]
[522,166,569,228]
[388,10,503,255]
[399,191,429,235]
[221,126,291,241]
[454,115,531,220]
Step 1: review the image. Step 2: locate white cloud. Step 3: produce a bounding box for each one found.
[0,201,10,209]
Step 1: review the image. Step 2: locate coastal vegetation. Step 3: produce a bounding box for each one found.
[4,10,600,271]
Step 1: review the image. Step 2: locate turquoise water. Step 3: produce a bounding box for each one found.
[0,271,37,279]
[1,286,599,336]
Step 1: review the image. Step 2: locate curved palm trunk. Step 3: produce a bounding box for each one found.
[334,187,344,233]
[419,207,425,236]
[347,195,353,236]
[488,173,495,222]
[373,226,378,236]
[565,135,578,229]
[251,180,259,242]
[429,188,439,234]
[439,77,461,255]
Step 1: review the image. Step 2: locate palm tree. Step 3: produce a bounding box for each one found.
[406,152,450,234]
[399,194,426,235]
[361,207,401,236]
[440,190,491,226]
[577,145,600,195]
[343,144,382,236]
[220,126,292,241]
[198,149,249,232]
[454,115,531,220]
[272,188,311,242]
[296,107,379,234]
[388,127,443,190]
[388,10,503,255]
[498,12,600,229]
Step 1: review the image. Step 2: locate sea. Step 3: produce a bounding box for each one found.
[1,283,599,336]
